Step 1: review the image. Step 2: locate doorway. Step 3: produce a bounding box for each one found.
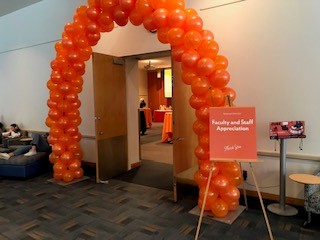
[115,52,174,191]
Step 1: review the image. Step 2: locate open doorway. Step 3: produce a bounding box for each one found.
[115,52,174,191]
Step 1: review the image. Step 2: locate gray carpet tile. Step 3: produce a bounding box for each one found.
[0,173,320,239]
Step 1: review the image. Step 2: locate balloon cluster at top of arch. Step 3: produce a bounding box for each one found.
[46,0,241,217]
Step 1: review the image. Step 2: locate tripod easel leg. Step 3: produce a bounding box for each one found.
[249,163,274,240]
[195,162,215,240]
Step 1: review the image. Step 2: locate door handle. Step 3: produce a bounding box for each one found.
[95,116,101,120]
[98,131,104,135]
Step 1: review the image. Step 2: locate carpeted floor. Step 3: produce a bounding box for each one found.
[1,122,319,239]
[0,172,319,240]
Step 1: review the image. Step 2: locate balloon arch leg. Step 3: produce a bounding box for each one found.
[47,0,240,219]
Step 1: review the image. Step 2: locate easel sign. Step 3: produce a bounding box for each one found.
[209,107,257,161]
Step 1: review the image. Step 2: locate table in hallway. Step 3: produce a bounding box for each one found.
[154,110,172,122]
[162,112,173,142]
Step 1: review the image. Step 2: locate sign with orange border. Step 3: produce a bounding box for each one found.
[210,107,257,161]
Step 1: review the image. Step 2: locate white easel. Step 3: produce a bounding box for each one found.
[194,159,274,240]
[195,99,274,240]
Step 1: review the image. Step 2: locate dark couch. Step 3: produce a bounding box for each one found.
[0,152,50,178]
[0,131,51,178]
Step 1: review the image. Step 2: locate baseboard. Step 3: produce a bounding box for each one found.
[131,161,142,169]
[239,188,304,206]
[81,161,96,168]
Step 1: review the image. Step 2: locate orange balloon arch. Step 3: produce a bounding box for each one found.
[46,0,241,218]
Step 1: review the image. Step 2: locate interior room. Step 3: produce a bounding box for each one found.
[0,0,320,239]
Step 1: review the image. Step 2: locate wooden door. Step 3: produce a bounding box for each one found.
[92,53,128,182]
[172,61,197,175]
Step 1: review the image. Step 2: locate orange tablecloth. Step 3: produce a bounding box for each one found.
[162,112,173,142]
[154,110,172,122]
[140,108,152,127]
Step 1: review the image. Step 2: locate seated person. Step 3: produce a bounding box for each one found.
[0,122,5,132]
[2,123,21,138]
[0,133,50,160]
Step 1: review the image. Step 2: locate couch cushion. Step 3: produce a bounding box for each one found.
[0,152,47,165]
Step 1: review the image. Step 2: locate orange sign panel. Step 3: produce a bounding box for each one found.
[210,107,257,161]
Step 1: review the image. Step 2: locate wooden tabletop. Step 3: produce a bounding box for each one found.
[289,173,320,185]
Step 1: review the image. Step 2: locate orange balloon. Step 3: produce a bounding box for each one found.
[67,141,81,153]
[50,70,63,84]
[143,13,157,31]
[194,170,208,188]
[168,9,186,28]
[47,80,58,91]
[47,98,58,109]
[48,108,62,121]
[70,76,84,87]
[214,55,229,70]
[196,57,215,76]
[205,88,225,107]
[49,153,59,165]
[211,198,229,218]
[47,135,59,145]
[209,69,230,88]
[198,39,219,59]
[189,94,206,110]
[190,76,210,96]
[166,0,185,10]
[53,161,67,173]
[198,132,210,150]
[201,29,214,41]
[74,168,84,179]
[57,101,73,113]
[184,8,198,17]
[65,92,79,103]
[157,26,170,44]
[210,174,230,193]
[199,161,219,177]
[220,185,240,204]
[182,69,197,85]
[63,170,75,182]
[183,30,202,50]
[171,44,187,62]
[195,105,210,122]
[113,5,129,26]
[60,151,74,165]
[45,117,57,128]
[65,126,79,136]
[181,49,200,68]
[222,87,236,103]
[227,200,239,211]
[185,15,203,32]
[68,159,81,171]
[194,145,209,160]
[167,27,185,46]
[220,162,242,178]
[150,0,166,9]
[56,116,69,129]
[52,143,66,156]
[192,119,209,136]
[135,0,153,17]
[198,187,218,211]
[152,8,168,28]
[129,8,144,26]
[53,171,63,180]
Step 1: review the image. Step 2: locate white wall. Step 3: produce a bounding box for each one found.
[1,0,320,199]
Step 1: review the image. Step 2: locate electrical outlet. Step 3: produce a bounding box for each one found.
[242,170,247,181]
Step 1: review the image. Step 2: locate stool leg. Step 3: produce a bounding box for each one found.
[303,211,312,228]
